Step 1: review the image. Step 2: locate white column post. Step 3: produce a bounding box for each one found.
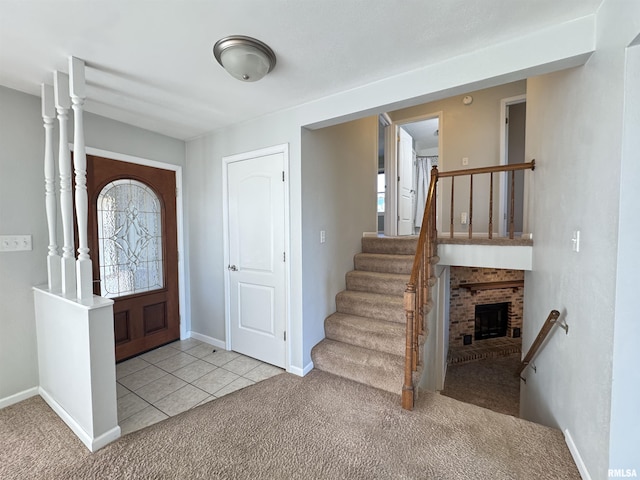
[54,71,76,296]
[69,57,93,300]
[42,84,61,292]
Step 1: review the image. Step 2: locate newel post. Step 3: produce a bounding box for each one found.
[69,57,92,299]
[402,284,416,410]
[41,84,61,291]
[54,71,76,296]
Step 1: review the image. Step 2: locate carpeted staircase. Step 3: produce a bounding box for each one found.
[311,236,419,395]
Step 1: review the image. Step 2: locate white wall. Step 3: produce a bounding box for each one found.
[0,85,185,402]
[301,117,377,368]
[389,81,527,235]
[609,31,640,474]
[520,1,640,478]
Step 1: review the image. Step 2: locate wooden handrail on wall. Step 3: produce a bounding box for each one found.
[401,160,536,410]
[438,160,535,239]
[516,309,566,377]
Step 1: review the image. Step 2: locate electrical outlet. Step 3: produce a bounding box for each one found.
[462,157,469,166]
[461,212,468,225]
[320,230,326,244]
[0,235,32,252]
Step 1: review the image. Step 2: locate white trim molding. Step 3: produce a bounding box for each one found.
[0,386,39,409]
[499,94,527,237]
[564,429,592,480]
[39,387,121,452]
[222,143,292,371]
[188,331,226,350]
[288,361,314,377]
[79,146,190,339]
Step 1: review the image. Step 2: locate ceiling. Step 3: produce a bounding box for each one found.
[402,119,440,152]
[0,1,603,140]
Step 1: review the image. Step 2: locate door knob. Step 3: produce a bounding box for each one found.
[228,265,238,271]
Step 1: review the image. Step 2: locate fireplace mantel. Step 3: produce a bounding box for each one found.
[458,280,524,293]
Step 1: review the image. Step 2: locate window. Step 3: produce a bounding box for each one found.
[97,179,163,298]
[377,173,385,213]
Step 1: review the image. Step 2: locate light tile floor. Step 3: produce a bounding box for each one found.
[116,338,283,435]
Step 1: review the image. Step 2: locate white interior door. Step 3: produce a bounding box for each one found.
[226,151,286,368]
[398,127,414,235]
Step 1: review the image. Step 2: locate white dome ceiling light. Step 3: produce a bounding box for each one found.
[213,35,276,82]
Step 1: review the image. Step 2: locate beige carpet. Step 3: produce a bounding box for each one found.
[0,370,579,479]
[441,353,521,417]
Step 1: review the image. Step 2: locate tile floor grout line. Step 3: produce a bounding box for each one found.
[116,339,284,435]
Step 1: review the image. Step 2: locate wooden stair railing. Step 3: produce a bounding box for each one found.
[438,160,535,239]
[516,309,567,378]
[402,160,537,410]
[402,167,438,410]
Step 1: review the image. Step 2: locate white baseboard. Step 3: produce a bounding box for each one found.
[39,387,120,452]
[91,426,122,452]
[288,361,314,377]
[564,429,592,480]
[0,386,39,409]
[188,331,226,349]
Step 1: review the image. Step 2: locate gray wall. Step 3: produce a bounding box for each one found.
[0,87,46,400]
[0,85,185,401]
[301,117,377,366]
[185,115,302,365]
[521,2,640,477]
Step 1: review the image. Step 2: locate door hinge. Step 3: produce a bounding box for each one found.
[283,252,286,262]
[282,171,285,182]
[506,117,509,124]
[397,176,400,182]
[284,331,286,341]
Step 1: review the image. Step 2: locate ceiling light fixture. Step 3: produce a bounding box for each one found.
[213,35,276,82]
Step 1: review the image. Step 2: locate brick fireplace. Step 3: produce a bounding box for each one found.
[449,266,524,347]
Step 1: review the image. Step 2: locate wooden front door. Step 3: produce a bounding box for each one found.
[86,155,179,362]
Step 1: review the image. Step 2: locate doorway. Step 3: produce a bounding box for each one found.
[384,113,441,236]
[86,154,181,362]
[500,95,526,237]
[223,144,289,369]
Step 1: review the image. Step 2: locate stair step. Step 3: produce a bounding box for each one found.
[345,270,409,296]
[311,339,404,395]
[336,290,405,323]
[354,253,414,274]
[361,236,418,255]
[325,313,405,357]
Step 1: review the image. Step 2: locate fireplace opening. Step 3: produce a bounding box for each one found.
[475,302,509,340]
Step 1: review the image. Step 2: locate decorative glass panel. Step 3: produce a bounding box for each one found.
[97,179,163,298]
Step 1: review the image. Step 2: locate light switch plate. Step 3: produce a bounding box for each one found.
[0,235,32,252]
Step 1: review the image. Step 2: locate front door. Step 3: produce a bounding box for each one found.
[86,155,180,362]
[226,150,286,368]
